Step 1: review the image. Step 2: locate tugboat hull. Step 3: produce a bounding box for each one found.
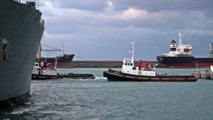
[104,69,197,82]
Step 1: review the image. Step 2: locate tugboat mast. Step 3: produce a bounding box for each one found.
[178,33,183,46]
[131,42,134,63]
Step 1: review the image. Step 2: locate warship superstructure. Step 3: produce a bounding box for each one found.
[0,0,44,107]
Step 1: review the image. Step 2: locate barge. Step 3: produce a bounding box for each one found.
[32,62,95,80]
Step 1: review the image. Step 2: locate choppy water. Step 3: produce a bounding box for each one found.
[1,68,213,120]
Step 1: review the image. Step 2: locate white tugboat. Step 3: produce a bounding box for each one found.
[103,43,197,82]
[32,62,59,80]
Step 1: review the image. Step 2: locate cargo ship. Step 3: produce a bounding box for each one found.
[156,33,213,68]
[0,0,44,107]
[36,44,75,68]
[38,54,75,68]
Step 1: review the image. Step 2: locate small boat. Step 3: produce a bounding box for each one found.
[32,62,95,80]
[209,73,213,80]
[32,62,59,80]
[200,72,210,79]
[103,43,197,82]
[209,66,213,80]
[192,71,201,79]
[193,66,213,80]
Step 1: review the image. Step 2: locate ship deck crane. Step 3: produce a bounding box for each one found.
[37,44,65,69]
[37,44,64,58]
[41,44,64,53]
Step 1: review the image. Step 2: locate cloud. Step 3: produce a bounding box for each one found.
[110,0,213,12]
[36,0,213,60]
[43,31,84,41]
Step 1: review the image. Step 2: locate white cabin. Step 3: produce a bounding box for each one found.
[32,62,58,76]
[121,43,156,76]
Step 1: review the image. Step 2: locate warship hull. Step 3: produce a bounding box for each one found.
[0,0,44,107]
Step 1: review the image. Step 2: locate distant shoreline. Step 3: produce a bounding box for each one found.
[71,60,157,68]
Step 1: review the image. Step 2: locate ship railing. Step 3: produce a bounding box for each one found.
[15,0,21,2]
[15,0,40,10]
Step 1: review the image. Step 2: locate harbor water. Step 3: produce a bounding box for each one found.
[1,68,213,120]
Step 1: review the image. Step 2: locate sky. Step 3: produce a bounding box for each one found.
[31,0,213,60]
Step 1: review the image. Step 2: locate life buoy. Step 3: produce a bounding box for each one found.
[40,62,44,67]
[138,61,150,70]
[40,61,47,68]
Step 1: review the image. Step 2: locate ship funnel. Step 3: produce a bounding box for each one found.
[178,33,183,46]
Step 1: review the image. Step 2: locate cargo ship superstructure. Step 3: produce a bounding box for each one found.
[0,0,44,107]
[157,33,213,68]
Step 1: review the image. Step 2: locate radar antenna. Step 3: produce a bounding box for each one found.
[131,42,134,63]
[209,43,213,57]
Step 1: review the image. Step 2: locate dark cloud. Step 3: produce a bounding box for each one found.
[111,0,213,12]
[38,0,108,11]
[38,0,213,60]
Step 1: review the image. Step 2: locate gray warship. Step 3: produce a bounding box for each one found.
[0,0,44,107]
